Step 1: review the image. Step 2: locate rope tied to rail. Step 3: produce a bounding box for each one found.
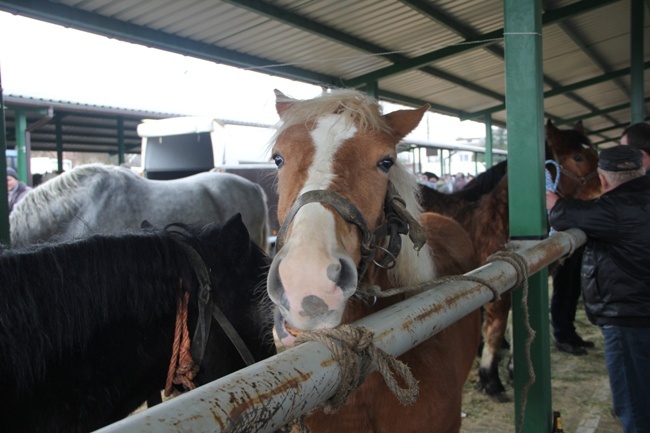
[486,250,536,433]
[289,325,418,432]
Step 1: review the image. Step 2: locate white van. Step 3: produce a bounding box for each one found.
[137,116,227,180]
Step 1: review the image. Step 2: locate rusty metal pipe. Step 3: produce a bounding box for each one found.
[95,228,586,433]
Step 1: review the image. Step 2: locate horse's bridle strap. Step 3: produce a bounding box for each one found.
[275,182,426,282]
[275,189,374,254]
[166,229,256,373]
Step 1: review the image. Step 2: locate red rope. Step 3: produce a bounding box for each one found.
[164,289,198,397]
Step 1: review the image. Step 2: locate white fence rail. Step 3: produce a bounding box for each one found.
[95,229,587,433]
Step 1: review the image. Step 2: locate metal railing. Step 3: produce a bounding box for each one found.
[95,228,586,433]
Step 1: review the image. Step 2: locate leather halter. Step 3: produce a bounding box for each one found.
[275,181,427,282]
[167,229,256,373]
[551,161,599,198]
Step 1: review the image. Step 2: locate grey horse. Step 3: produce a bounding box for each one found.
[10,164,269,252]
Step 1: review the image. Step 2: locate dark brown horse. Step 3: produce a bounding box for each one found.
[419,119,601,400]
[267,89,481,432]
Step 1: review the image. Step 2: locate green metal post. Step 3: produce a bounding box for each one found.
[55,115,64,173]
[630,0,645,124]
[365,81,379,100]
[14,109,28,183]
[485,115,494,168]
[0,67,9,245]
[504,1,552,432]
[117,116,125,165]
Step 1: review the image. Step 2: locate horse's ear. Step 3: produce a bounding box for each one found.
[220,213,251,251]
[546,118,560,139]
[573,120,585,135]
[275,89,295,118]
[383,104,429,141]
[141,220,154,230]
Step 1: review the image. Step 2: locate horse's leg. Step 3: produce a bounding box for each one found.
[478,291,512,401]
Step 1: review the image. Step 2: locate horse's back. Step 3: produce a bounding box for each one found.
[10,167,270,252]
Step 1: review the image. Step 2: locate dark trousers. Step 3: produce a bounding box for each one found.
[603,325,650,433]
[550,246,585,343]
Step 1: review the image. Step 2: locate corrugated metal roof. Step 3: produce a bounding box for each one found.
[1,0,648,152]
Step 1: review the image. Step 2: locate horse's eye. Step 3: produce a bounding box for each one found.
[273,154,285,168]
[573,155,583,162]
[377,158,394,173]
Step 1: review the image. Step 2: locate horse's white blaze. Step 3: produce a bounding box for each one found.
[273,114,359,338]
[278,204,347,324]
[300,114,357,194]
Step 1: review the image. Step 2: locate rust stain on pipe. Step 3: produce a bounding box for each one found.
[227,369,312,420]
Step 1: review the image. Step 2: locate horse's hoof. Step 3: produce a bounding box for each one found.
[476,378,507,400]
[488,391,512,403]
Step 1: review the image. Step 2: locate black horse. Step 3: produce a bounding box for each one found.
[0,214,274,433]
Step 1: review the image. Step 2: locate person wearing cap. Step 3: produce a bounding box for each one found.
[621,122,650,176]
[6,167,32,214]
[546,145,650,433]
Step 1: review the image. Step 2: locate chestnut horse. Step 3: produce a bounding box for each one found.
[420,119,601,400]
[267,89,481,433]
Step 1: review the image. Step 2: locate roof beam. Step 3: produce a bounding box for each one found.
[401,0,615,137]
[461,61,650,120]
[555,97,650,126]
[0,0,339,86]
[342,0,619,87]
[222,0,504,101]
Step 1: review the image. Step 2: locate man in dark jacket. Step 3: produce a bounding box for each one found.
[546,145,650,433]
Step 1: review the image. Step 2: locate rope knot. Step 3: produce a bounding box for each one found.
[292,324,419,432]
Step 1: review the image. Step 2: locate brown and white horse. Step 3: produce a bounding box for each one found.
[267,89,481,433]
[420,119,601,400]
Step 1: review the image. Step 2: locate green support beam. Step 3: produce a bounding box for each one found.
[462,61,650,121]
[13,109,28,183]
[484,115,493,168]
[117,116,125,165]
[504,2,552,433]
[55,114,63,173]
[0,68,9,245]
[630,0,645,124]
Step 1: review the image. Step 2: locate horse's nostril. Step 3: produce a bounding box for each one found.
[338,257,357,296]
[326,262,341,283]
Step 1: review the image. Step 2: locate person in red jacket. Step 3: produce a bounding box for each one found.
[546,145,650,433]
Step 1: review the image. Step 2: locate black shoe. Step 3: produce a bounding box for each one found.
[555,341,587,355]
[569,335,595,348]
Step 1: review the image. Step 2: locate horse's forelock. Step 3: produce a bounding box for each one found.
[273,89,389,140]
